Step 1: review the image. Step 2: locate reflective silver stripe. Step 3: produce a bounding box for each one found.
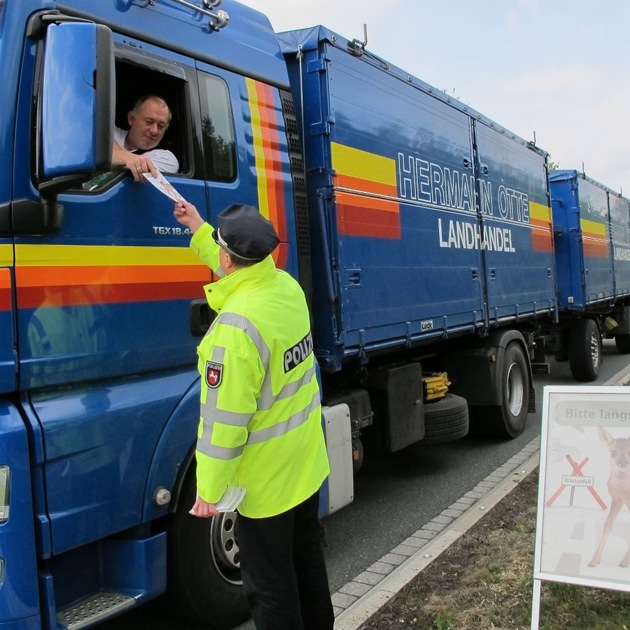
[204,407,252,428]
[213,312,316,411]
[198,345,250,461]
[214,312,270,366]
[258,363,316,410]
[247,390,321,445]
[197,439,244,461]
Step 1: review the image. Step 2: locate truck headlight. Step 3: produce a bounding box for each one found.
[0,466,9,523]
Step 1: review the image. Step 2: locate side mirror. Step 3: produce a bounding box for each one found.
[41,22,114,177]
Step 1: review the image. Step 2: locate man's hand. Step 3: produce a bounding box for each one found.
[174,200,205,234]
[112,142,158,182]
[190,495,220,518]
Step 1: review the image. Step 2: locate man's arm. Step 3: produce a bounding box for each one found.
[111,141,158,182]
[144,149,179,174]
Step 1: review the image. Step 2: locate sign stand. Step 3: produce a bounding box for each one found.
[530,579,542,630]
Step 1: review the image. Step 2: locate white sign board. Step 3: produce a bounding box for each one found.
[534,385,630,592]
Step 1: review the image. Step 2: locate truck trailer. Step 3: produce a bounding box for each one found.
[533,170,630,381]
[0,1,562,628]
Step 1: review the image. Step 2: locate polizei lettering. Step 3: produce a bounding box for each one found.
[284,332,313,373]
[438,218,516,252]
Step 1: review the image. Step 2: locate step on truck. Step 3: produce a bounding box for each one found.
[1,1,557,628]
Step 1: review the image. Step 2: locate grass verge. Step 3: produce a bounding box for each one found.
[360,471,630,629]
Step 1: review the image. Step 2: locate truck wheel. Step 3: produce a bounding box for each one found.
[615,334,630,354]
[420,393,469,445]
[166,468,248,629]
[568,319,601,382]
[469,342,529,439]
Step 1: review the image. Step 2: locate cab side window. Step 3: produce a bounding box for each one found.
[81,60,188,192]
[198,73,236,182]
[115,61,187,171]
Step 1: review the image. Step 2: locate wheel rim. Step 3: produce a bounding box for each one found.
[210,511,242,586]
[506,361,525,417]
[590,331,601,368]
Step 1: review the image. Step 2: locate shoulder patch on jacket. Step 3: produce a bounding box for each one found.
[205,361,223,388]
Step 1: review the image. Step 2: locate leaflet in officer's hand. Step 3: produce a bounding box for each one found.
[215,486,246,512]
[188,487,246,516]
[143,169,185,202]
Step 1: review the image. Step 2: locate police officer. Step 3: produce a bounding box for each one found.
[174,200,334,630]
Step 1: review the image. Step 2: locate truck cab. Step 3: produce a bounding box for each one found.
[0,1,308,628]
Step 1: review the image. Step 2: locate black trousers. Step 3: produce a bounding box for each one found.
[236,491,335,630]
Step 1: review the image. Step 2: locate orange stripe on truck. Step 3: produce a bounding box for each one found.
[581,218,609,258]
[0,268,11,311]
[246,78,288,242]
[331,143,401,239]
[16,264,210,310]
[336,191,401,239]
[529,202,554,252]
[13,242,291,310]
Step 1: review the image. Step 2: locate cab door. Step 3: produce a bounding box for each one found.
[14,21,210,553]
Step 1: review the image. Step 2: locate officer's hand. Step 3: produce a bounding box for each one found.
[189,495,220,518]
[174,200,205,234]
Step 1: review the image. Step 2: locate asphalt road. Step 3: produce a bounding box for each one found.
[100,339,630,630]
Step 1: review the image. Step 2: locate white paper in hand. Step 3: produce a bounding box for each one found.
[215,487,246,512]
[143,170,185,202]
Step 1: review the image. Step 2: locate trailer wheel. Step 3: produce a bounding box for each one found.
[165,467,248,629]
[469,342,529,439]
[615,334,630,354]
[569,319,601,382]
[420,393,469,445]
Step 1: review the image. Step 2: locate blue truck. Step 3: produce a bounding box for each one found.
[0,0,610,628]
[533,170,630,381]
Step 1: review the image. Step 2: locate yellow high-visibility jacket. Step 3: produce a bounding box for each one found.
[191,222,330,518]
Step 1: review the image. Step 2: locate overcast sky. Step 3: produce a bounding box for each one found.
[243,0,630,196]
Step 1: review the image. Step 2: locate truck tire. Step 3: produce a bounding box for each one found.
[615,333,630,354]
[166,467,248,629]
[568,319,601,382]
[420,393,469,445]
[469,342,529,439]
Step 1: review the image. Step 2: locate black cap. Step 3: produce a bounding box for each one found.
[212,204,280,261]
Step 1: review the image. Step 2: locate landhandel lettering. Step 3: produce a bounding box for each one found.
[438,218,516,253]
